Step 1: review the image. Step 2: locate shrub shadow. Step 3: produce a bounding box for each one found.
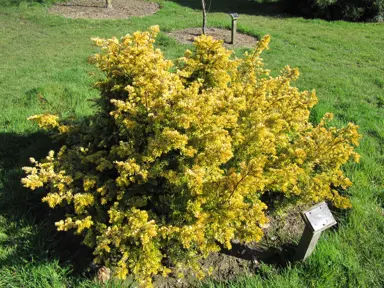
[0,130,301,280]
[0,132,94,276]
[223,241,296,267]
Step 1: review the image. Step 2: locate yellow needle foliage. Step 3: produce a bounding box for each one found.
[22,26,360,287]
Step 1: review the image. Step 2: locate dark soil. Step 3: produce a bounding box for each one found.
[262,203,309,247]
[168,27,258,49]
[153,252,257,287]
[49,0,160,19]
[153,204,308,287]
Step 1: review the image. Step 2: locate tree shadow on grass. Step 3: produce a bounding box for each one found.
[0,132,94,278]
[53,3,105,8]
[3,0,67,7]
[168,0,290,18]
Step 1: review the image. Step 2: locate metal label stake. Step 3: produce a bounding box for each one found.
[229,13,239,45]
[294,201,337,261]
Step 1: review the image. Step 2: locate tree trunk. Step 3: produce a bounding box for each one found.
[202,0,207,35]
[106,0,112,9]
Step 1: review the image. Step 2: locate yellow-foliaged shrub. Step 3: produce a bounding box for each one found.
[22,26,360,287]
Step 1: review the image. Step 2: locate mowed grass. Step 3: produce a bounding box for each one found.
[0,0,383,287]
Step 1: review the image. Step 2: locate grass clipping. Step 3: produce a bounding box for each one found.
[22,26,360,287]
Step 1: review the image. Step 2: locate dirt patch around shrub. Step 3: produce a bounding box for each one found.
[152,204,308,287]
[168,27,258,49]
[84,204,307,287]
[49,0,160,19]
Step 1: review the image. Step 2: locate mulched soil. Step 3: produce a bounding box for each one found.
[49,0,160,19]
[168,27,258,49]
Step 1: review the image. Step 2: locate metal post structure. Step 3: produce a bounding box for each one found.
[229,13,239,45]
[294,201,337,261]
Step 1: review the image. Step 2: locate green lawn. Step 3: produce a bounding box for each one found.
[0,0,383,287]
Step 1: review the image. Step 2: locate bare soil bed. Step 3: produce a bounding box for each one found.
[168,27,258,49]
[153,204,308,287]
[49,0,160,19]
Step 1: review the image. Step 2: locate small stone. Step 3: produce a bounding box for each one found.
[252,255,259,266]
[260,223,270,229]
[97,266,111,284]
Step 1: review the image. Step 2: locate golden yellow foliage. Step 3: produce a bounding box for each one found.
[22,26,360,287]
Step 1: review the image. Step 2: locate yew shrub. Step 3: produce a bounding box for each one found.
[22,26,360,287]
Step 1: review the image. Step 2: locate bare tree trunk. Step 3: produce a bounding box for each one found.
[106,0,112,9]
[202,0,207,35]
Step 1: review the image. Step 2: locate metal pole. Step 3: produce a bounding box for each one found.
[294,226,322,261]
[229,13,239,45]
[231,19,237,45]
